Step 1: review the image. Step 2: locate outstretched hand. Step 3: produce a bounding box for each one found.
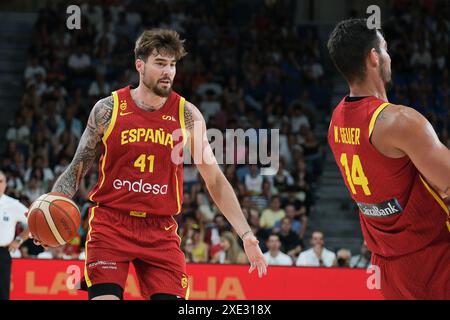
[242,234,268,278]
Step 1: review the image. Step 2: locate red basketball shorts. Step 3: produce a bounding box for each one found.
[83,205,188,299]
[372,228,449,300]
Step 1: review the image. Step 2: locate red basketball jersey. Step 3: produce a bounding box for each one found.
[88,85,186,216]
[328,96,450,257]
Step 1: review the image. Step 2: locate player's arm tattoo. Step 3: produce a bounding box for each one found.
[184,102,195,130]
[52,96,114,198]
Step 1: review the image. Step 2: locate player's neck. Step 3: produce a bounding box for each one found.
[349,77,388,101]
[132,85,168,111]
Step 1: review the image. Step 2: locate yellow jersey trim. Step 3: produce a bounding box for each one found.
[174,166,181,214]
[84,204,98,287]
[419,175,449,216]
[369,102,390,138]
[89,92,119,202]
[179,97,187,146]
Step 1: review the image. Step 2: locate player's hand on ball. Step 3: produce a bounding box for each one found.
[243,234,268,278]
[28,232,48,249]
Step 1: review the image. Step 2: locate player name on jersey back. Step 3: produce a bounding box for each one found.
[332,125,360,145]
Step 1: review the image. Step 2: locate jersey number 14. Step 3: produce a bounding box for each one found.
[340,153,371,196]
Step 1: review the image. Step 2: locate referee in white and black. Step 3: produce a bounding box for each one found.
[0,170,29,300]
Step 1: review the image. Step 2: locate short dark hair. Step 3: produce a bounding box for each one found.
[134,28,187,61]
[327,19,381,83]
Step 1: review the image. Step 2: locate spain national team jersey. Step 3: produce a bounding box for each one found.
[328,96,450,258]
[88,85,186,216]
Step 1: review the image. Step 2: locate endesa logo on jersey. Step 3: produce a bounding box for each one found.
[113,179,168,195]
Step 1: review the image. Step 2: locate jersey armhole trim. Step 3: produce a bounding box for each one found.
[419,174,449,216]
[179,97,187,146]
[102,92,119,143]
[369,102,390,139]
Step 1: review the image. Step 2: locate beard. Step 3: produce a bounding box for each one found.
[142,67,173,97]
[379,58,393,91]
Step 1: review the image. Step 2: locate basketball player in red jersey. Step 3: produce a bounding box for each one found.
[327,19,449,299]
[41,29,267,300]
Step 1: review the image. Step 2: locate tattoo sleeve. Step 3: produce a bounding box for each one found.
[52,96,114,198]
[184,102,195,130]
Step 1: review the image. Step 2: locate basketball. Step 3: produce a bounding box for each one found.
[27,192,81,248]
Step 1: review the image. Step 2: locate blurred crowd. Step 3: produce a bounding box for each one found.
[13,0,450,268]
[385,0,449,142]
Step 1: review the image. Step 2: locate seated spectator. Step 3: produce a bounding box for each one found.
[22,171,47,202]
[244,164,263,195]
[263,234,293,266]
[259,195,285,231]
[67,46,92,76]
[181,193,197,220]
[210,231,247,264]
[187,227,209,263]
[24,57,46,83]
[88,73,111,99]
[350,241,372,268]
[273,204,303,235]
[289,103,310,134]
[6,115,30,146]
[56,105,83,140]
[241,196,259,223]
[334,248,352,268]
[37,246,72,260]
[24,155,54,184]
[276,217,303,261]
[199,89,221,123]
[251,179,273,210]
[296,231,336,267]
[270,159,294,195]
[196,192,216,223]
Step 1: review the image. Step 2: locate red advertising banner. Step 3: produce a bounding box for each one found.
[10,259,383,300]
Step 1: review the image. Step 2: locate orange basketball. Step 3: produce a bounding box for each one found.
[27,192,81,247]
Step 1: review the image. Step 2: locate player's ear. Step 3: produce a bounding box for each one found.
[367,48,379,67]
[135,58,145,75]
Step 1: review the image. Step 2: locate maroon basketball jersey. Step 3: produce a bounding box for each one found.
[328,96,450,257]
[88,85,186,216]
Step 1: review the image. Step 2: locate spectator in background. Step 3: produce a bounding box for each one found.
[67,45,92,76]
[271,159,294,196]
[334,248,352,268]
[22,170,47,202]
[24,155,54,184]
[273,204,304,236]
[24,57,46,84]
[290,103,310,134]
[185,227,209,263]
[211,231,247,264]
[88,73,111,99]
[276,217,303,262]
[37,246,71,259]
[244,164,263,195]
[56,105,83,140]
[263,234,293,266]
[296,231,336,267]
[196,192,216,224]
[350,241,372,268]
[6,115,30,147]
[260,195,285,231]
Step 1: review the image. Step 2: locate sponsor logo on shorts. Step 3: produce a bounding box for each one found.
[113,179,168,195]
[88,261,118,270]
[181,274,188,289]
[356,198,403,217]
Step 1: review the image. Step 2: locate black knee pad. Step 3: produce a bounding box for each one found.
[88,283,124,300]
